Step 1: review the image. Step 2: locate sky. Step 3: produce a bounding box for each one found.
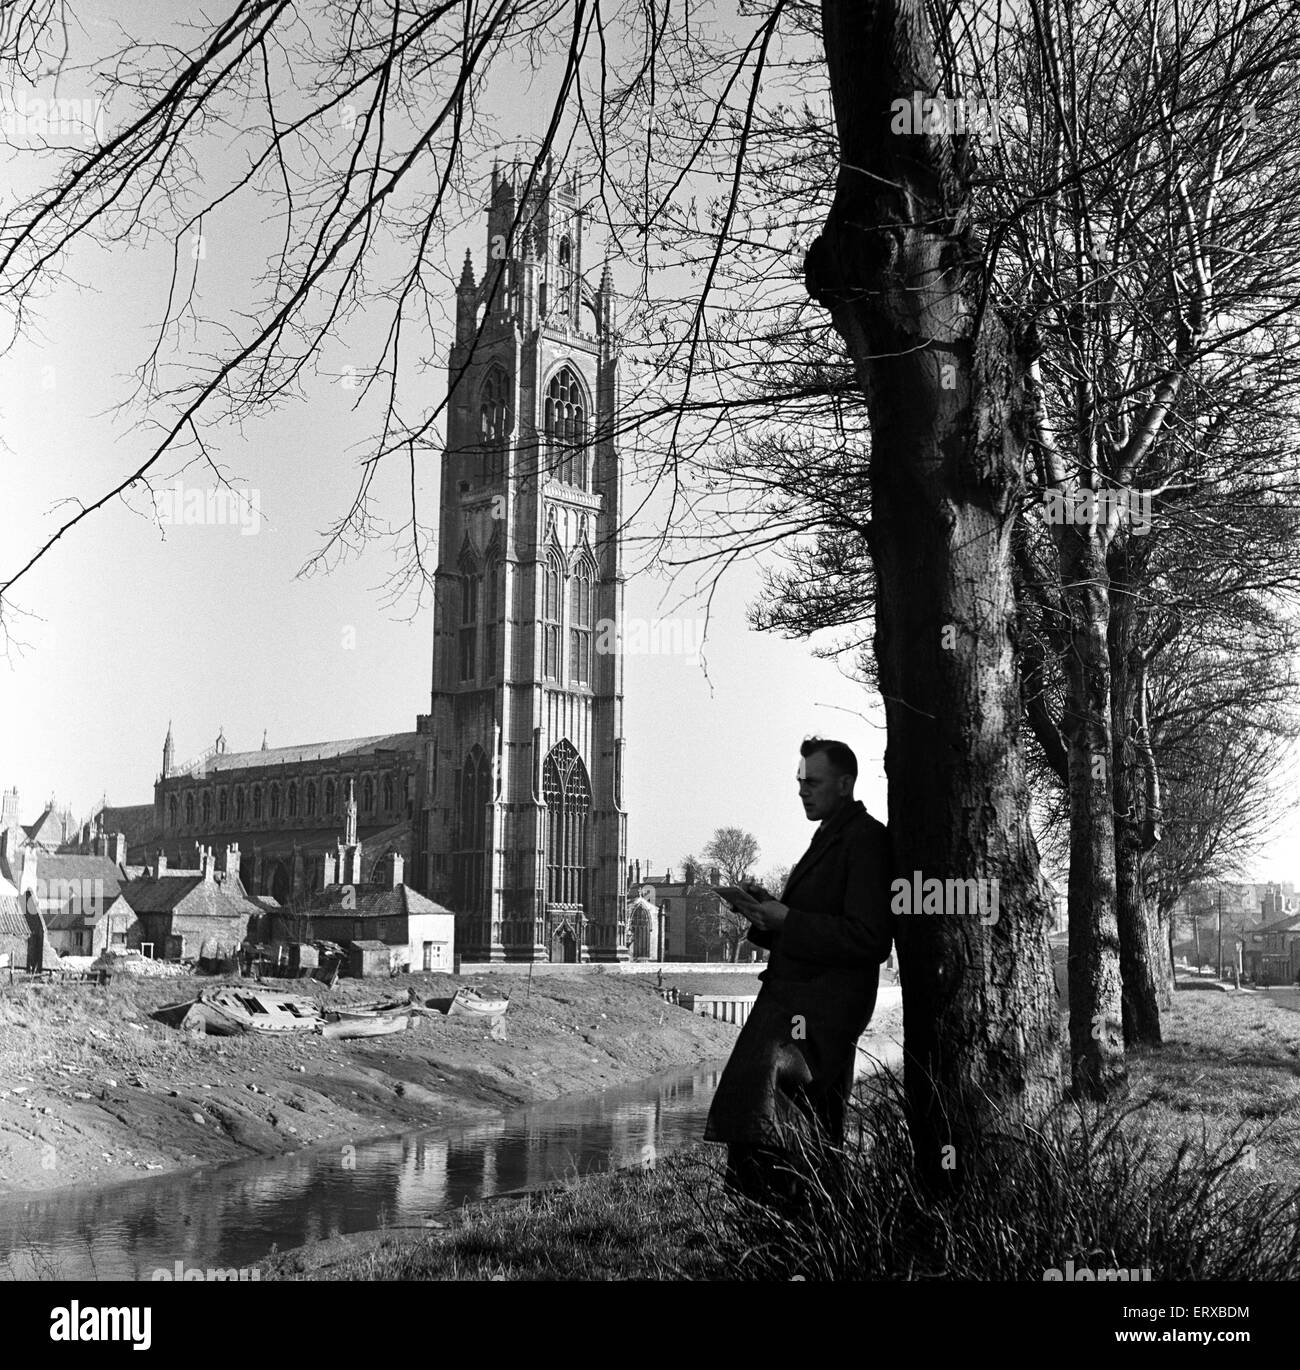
[0,1,1295,888]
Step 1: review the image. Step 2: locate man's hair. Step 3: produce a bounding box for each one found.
[800,737,858,779]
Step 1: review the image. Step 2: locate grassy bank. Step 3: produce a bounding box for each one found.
[266,985,1300,1281]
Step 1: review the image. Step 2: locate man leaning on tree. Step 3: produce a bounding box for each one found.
[704,737,893,1202]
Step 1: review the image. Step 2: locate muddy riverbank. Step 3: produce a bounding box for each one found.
[0,969,745,1199]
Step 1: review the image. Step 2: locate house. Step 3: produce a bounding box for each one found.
[1241,913,1300,986]
[276,850,455,975]
[15,852,135,958]
[0,872,57,972]
[120,843,266,960]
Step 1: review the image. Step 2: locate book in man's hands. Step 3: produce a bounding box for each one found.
[715,884,775,917]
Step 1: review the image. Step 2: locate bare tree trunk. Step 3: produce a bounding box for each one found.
[1055,526,1127,1097]
[1109,553,1168,1045]
[809,0,1060,1177]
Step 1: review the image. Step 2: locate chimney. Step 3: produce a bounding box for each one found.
[113,833,127,868]
[322,851,337,887]
[155,849,168,878]
[224,843,241,880]
[384,850,404,890]
[202,846,216,883]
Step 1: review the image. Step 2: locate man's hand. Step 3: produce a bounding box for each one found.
[727,887,788,933]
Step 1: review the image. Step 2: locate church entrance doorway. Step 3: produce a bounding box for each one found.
[551,924,577,963]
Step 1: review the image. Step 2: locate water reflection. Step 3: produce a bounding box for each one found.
[0,1061,726,1281]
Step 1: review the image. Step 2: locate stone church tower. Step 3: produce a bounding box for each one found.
[420,160,628,962]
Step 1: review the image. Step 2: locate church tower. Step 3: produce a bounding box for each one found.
[420,159,628,963]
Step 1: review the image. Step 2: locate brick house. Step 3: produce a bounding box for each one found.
[1242,913,1300,986]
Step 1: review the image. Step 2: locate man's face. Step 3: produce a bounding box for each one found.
[797,751,853,821]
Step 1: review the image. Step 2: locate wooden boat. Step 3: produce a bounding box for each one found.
[189,986,321,1035]
[316,1012,411,1040]
[448,986,510,1019]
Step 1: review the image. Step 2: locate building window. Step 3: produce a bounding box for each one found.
[480,365,510,485]
[459,551,480,683]
[545,367,586,488]
[556,236,573,316]
[306,782,316,817]
[569,560,593,686]
[543,739,591,908]
[168,795,178,828]
[202,791,212,825]
[218,789,228,823]
[185,793,194,825]
[455,747,492,914]
[252,785,262,819]
[382,774,393,812]
[543,555,563,682]
[363,776,374,812]
[287,782,298,818]
[235,788,245,821]
[324,779,335,815]
[479,557,500,679]
[270,784,280,819]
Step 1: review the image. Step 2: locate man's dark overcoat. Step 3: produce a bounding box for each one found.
[704,798,892,1147]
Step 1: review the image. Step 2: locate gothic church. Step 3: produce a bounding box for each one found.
[130,161,630,963]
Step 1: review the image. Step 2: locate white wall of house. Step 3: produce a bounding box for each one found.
[407,911,455,972]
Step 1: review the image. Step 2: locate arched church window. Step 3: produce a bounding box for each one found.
[168,795,178,828]
[270,784,280,819]
[543,740,591,908]
[363,776,374,812]
[287,782,298,818]
[324,779,335,815]
[252,786,262,819]
[556,236,573,316]
[479,366,510,485]
[382,774,393,811]
[455,747,492,913]
[202,791,212,826]
[306,782,316,817]
[543,554,563,682]
[545,367,586,488]
[218,789,228,823]
[235,788,245,821]
[570,559,594,686]
[184,793,193,826]
[459,549,480,683]
[483,556,503,679]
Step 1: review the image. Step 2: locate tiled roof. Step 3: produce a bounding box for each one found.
[119,874,264,919]
[301,883,452,919]
[0,895,28,937]
[31,855,126,898]
[1247,913,1300,938]
[174,732,421,777]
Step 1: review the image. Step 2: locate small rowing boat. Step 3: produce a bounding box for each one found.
[448,986,509,1019]
[316,1012,411,1040]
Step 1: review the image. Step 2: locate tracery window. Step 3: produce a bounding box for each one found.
[544,367,586,488]
[543,554,563,682]
[569,560,594,686]
[382,774,394,812]
[184,793,194,825]
[324,779,335,815]
[306,782,316,817]
[543,740,592,908]
[455,747,492,913]
[459,549,481,683]
[168,795,178,828]
[480,365,510,485]
[235,788,245,821]
[363,776,374,812]
[252,786,262,819]
[202,791,211,825]
[269,784,280,819]
[218,789,228,823]
[287,782,298,818]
